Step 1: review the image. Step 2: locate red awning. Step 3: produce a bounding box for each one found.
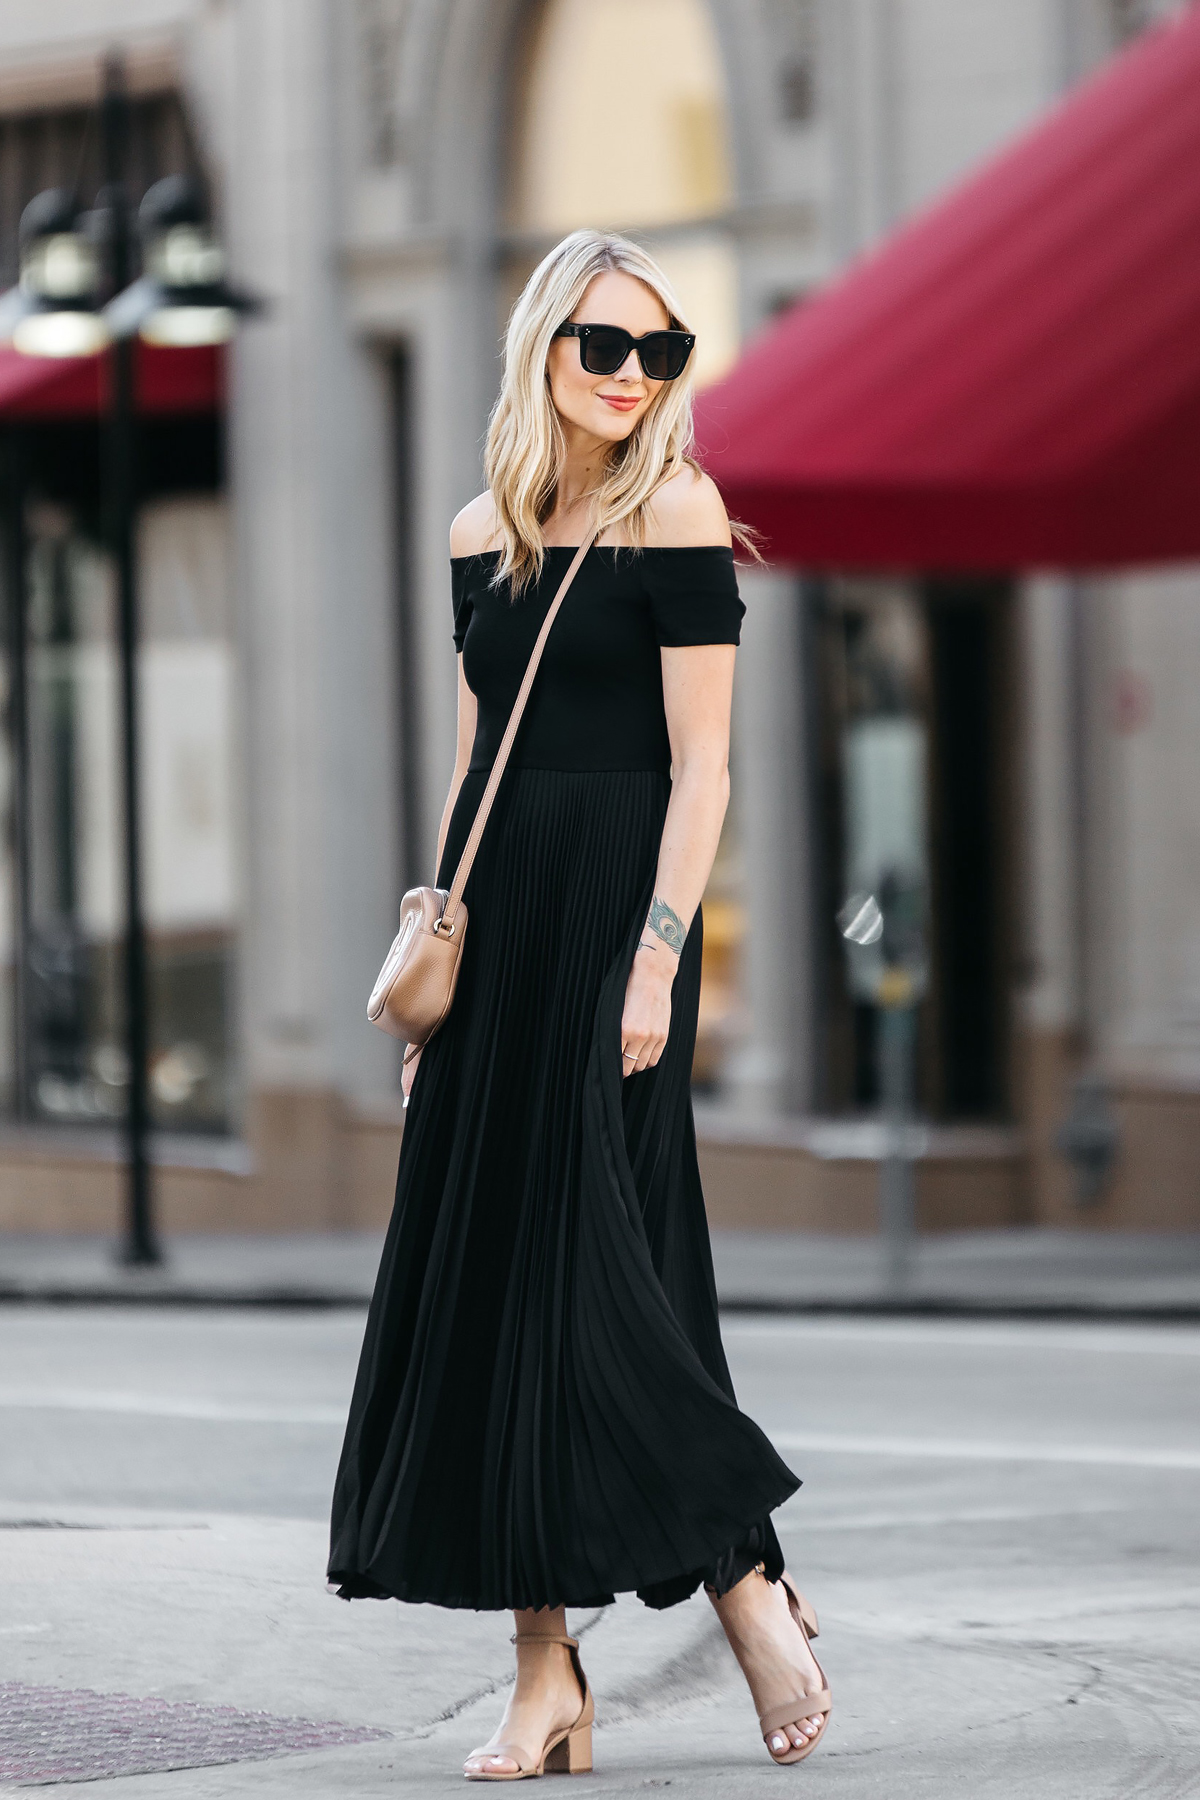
[694,4,1200,571]
[0,342,224,420]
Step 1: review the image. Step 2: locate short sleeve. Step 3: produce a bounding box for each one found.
[644,547,745,647]
[450,560,473,652]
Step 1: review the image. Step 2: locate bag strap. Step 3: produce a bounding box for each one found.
[441,532,596,929]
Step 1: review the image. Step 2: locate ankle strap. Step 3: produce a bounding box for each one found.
[511,1632,579,1649]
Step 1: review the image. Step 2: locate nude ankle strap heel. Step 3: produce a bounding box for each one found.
[757,1573,831,1767]
[465,1632,594,1780]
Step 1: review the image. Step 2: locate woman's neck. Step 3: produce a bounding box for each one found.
[546,423,609,537]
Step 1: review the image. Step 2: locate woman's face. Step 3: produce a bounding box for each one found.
[546,270,671,444]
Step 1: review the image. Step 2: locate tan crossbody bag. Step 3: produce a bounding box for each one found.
[367,533,596,1051]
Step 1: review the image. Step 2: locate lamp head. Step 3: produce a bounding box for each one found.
[134,176,238,346]
[8,188,110,357]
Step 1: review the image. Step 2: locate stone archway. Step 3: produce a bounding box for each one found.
[406,0,773,233]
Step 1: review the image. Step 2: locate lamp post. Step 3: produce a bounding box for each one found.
[0,53,257,1265]
[99,59,157,1264]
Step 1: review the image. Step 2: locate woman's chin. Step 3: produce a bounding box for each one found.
[591,408,642,442]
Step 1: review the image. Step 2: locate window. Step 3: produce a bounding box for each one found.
[0,450,238,1136]
[357,0,408,167]
[770,0,820,126]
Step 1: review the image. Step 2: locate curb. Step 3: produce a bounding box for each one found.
[717,1296,1200,1324]
[2,1282,1197,1322]
[0,1284,370,1309]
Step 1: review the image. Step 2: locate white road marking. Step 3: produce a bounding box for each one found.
[770,1429,1200,1472]
[0,1390,345,1425]
[775,1500,1128,1531]
[723,1318,1200,1356]
[3,1391,1193,1473]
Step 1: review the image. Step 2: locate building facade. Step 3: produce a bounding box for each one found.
[0,0,1196,1234]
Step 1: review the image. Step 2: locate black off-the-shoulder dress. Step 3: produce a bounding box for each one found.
[328,545,799,1613]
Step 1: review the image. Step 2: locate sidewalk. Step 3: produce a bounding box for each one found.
[3,1227,1200,1317]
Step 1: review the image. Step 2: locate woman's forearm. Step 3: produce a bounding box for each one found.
[641,756,730,960]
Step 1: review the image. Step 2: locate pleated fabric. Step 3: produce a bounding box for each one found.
[328,765,800,1612]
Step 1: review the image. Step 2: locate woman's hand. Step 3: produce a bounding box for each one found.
[401,1044,423,1106]
[620,942,676,1075]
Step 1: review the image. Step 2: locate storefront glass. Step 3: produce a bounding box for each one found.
[814,575,1013,1118]
[0,484,239,1136]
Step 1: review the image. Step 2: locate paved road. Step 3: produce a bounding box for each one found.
[2,1306,1198,1796]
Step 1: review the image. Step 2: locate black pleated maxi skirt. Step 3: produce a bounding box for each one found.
[328,765,800,1612]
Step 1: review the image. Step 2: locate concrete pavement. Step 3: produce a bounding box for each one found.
[4,1227,1200,1315]
[1,1305,1199,1794]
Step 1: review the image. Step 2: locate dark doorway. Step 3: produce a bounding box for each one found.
[812,575,1014,1120]
[926,582,1011,1116]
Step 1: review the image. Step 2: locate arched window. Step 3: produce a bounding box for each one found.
[506,0,739,387]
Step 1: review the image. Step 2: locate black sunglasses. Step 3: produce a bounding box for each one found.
[553,321,695,382]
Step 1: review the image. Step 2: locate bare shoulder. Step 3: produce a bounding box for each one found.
[645,466,732,548]
[450,492,501,557]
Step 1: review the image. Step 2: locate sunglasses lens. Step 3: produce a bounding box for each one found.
[638,334,674,381]
[581,327,630,374]
[640,333,691,381]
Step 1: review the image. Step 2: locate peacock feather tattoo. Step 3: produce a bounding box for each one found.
[645,895,688,954]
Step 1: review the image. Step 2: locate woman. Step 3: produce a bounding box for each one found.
[329,229,830,1778]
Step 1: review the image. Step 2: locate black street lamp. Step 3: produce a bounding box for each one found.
[0,55,259,1266]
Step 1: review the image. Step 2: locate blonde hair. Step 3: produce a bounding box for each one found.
[484,229,702,593]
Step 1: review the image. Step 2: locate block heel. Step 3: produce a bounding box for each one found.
[544,1719,591,1774]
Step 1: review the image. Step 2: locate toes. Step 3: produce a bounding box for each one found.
[464,1753,518,1776]
[767,1716,824,1758]
[770,1717,821,1755]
